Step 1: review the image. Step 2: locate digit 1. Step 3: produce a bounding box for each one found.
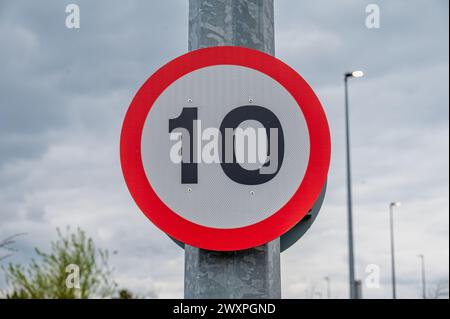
[169,107,198,184]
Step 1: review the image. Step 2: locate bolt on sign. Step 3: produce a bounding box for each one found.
[121,46,331,251]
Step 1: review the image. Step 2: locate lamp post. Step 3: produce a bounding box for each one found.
[344,70,364,299]
[418,254,427,299]
[389,201,401,299]
[324,276,331,299]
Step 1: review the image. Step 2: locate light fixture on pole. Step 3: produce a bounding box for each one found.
[351,70,364,78]
[389,201,401,299]
[344,70,364,299]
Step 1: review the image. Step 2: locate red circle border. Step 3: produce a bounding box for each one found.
[120,46,331,251]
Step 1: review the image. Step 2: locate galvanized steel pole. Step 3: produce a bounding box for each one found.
[185,0,281,299]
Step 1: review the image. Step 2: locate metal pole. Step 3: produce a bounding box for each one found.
[389,203,397,299]
[324,277,331,299]
[418,254,426,299]
[185,0,281,299]
[344,75,356,299]
[355,279,363,299]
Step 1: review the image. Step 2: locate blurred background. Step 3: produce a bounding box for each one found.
[0,0,448,298]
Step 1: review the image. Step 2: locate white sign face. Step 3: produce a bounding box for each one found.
[141,65,310,228]
[121,46,330,251]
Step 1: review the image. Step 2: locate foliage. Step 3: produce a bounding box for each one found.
[3,228,116,299]
[117,288,134,299]
[0,234,25,261]
[428,280,449,299]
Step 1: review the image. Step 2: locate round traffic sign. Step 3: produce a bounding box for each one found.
[121,46,331,251]
[169,180,327,252]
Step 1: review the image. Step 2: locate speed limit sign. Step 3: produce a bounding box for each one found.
[121,46,331,251]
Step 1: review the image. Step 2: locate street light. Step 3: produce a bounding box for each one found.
[344,70,364,299]
[389,201,401,299]
[418,254,427,299]
[351,70,364,78]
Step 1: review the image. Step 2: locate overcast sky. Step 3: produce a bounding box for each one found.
[0,0,448,299]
